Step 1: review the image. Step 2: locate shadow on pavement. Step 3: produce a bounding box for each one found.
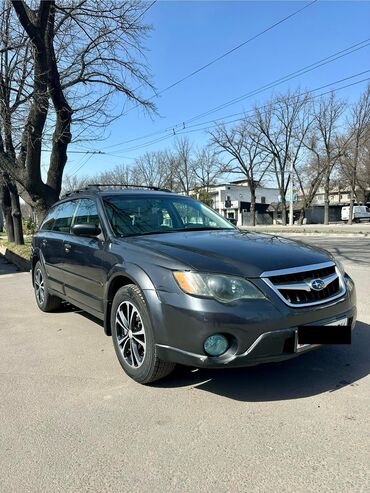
[154,321,370,402]
[0,254,20,276]
[55,302,105,328]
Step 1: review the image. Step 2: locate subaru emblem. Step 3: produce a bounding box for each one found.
[309,279,326,291]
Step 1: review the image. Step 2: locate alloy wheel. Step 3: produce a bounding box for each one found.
[35,269,45,305]
[115,301,146,368]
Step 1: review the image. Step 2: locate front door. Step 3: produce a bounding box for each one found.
[61,198,110,315]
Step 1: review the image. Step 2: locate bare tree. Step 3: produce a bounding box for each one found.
[192,146,230,189]
[341,84,370,223]
[61,173,90,195]
[0,0,155,222]
[171,137,195,195]
[210,118,270,226]
[0,3,29,243]
[294,135,327,224]
[132,151,172,189]
[96,163,134,186]
[0,174,15,241]
[308,93,346,224]
[252,91,311,225]
[355,125,370,203]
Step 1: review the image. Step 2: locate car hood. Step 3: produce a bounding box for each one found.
[127,229,333,277]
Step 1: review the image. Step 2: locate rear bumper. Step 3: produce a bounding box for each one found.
[153,276,357,368]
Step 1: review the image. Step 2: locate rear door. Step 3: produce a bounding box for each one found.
[61,198,109,315]
[39,200,78,295]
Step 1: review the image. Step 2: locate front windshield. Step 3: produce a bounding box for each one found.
[103,194,235,237]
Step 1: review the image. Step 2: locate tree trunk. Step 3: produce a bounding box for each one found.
[7,180,24,245]
[323,176,330,225]
[298,207,306,225]
[250,188,256,226]
[281,197,287,226]
[0,182,15,242]
[348,146,359,226]
[348,188,355,225]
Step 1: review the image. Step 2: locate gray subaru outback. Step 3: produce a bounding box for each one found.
[31,186,356,384]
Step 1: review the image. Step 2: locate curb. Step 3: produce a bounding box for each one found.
[0,246,31,272]
[239,228,369,237]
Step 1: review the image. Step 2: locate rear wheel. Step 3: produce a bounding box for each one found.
[111,284,175,384]
[33,261,62,312]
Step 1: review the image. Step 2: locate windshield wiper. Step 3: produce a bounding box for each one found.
[122,230,177,237]
[122,227,232,237]
[175,227,232,232]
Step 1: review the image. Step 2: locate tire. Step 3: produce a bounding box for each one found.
[33,261,62,312]
[111,284,175,384]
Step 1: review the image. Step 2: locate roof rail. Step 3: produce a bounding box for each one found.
[86,183,174,193]
[61,183,173,198]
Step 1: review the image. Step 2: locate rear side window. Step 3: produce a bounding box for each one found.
[74,199,100,226]
[52,201,77,233]
[40,208,58,231]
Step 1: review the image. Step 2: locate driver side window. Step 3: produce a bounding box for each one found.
[74,199,101,227]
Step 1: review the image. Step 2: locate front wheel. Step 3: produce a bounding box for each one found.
[111,284,175,384]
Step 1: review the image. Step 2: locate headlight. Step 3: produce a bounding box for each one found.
[335,259,346,276]
[173,271,265,302]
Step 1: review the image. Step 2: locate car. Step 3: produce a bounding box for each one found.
[341,205,370,223]
[31,185,357,384]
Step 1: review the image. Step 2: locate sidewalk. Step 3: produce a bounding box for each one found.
[239,223,370,236]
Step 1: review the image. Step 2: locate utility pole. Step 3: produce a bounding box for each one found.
[289,160,294,226]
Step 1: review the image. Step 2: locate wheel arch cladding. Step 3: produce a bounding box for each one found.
[103,264,158,336]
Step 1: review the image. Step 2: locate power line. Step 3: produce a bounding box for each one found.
[41,149,105,155]
[168,76,370,138]
[134,0,157,22]
[110,70,370,154]
[69,74,370,176]
[186,39,370,125]
[121,0,318,117]
[70,153,95,176]
[105,38,370,149]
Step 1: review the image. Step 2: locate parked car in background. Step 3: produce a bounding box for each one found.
[31,185,356,384]
[341,205,370,222]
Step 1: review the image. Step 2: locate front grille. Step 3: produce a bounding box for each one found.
[261,262,346,308]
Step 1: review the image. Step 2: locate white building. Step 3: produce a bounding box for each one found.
[205,179,280,226]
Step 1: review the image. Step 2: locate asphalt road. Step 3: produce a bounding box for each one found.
[1,236,370,493]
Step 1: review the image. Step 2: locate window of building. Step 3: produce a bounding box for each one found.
[261,196,266,204]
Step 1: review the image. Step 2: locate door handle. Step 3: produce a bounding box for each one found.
[64,243,71,253]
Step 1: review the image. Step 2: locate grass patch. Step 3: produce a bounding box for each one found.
[0,236,32,259]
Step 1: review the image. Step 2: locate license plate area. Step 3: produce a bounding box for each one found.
[296,318,351,350]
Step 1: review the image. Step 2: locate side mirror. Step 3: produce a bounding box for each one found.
[72,223,101,237]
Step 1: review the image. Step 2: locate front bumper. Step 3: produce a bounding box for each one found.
[152,276,357,369]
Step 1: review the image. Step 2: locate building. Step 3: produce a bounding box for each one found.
[204,179,280,226]
[299,187,370,223]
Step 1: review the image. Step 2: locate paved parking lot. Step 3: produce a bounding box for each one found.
[1,236,370,492]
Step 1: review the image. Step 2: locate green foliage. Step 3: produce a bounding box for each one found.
[191,188,214,207]
[23,216,36,235]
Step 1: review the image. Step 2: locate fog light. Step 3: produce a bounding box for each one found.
[204,334,229,356]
